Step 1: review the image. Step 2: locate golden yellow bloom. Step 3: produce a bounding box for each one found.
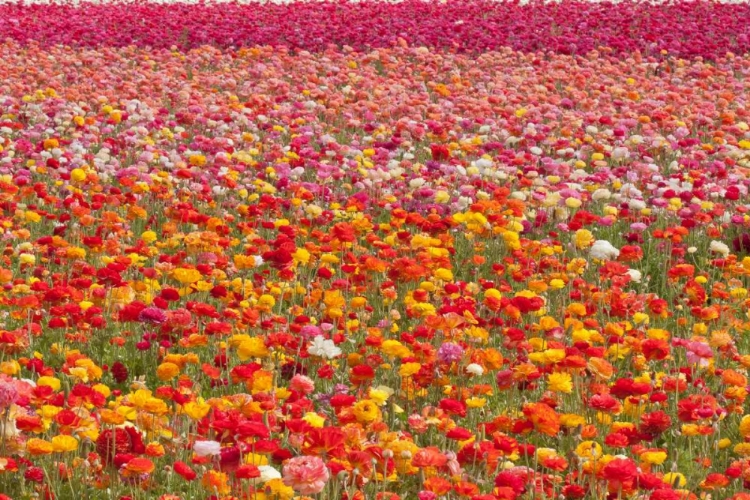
[381,340,411,359]
[51,435,79,453]
[352,400,382,423]
[547,372,573,393]
[37,376,61,391]
[640,450,667,465]
[740,415,750,437]
[156,362,181,381]
[264,478,294,500]
[183,399,211,420]
[575,441,602,460]
[399,362,421,377]
[172,268,202,285]
[237,338,269,360]
[574,229,594,249]
[663,472,686,488]
[434,268,454,281]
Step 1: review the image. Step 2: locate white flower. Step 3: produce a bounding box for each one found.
[611,147,630,160]
[253,255,264,267]
[193,440,221,457]
[465,363,484,376]
[590,240,620,261]
[257,465,281,483]
[307,335,342,359]
[710,240,730,257]
[687,246,698,254]
[626,269,642,283]
[591,188,611,201]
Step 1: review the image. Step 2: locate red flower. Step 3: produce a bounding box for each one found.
[602,458,637,490]
[639,411,672,438]
[494,470,526,494]
[235,464,260,480]
[96,427,144,464]
[173,461,197,481]
[24,466,45,483]
[438,398,467,418]
[111,361,129,384]
[562,484,587,499]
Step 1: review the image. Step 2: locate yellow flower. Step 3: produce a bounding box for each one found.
[574,229,594,249]
[292,248,311,265]
[257,294,276,312]
[369,387,392,406]
[189,154,207,167]
[434,268,454,281]
[740,415,750,437]
[172,268,202,285]
[264,478,294,500]
[352,400,382,423]
[51,435,79,453]
[560,414,585,428]
[37,376,61,391]
[547,372,573,393]
[244,453,269,466]
[237,338,269,360]
[640,450,667,465]
[183,399,211,420]
[70,168,87,183]
[466,397,486,408]
[565,197,582,209]
[302,412,326,428]
[663,472,686,488]
[399,362,421,377]
[141,231,157,243]
[575,441,602,460]
[381,340,411,359]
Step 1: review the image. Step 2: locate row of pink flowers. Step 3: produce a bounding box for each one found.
[0,0,749,58]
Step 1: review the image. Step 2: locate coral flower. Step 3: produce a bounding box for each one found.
[282,456,330,495]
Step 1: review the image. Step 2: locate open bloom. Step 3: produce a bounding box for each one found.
[307,335,341,359]
[282,456,330,494]
[193,440,222,457]
[590,240,620,260]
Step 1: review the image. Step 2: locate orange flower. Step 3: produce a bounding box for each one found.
[123,458,155,477]
[156,362,180,381]
[411,447,448,468]
[523,403,560,437]
[26,438,54,456]
[722,369,747,387]
[423,476,452,495]
[201,470,231,495]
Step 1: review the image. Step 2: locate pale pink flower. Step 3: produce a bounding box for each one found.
[282,456,329,495]
[289,374,315,395]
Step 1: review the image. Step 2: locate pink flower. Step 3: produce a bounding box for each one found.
[289,374,315,395]
[0,380,19,409]
[282,456,330,495]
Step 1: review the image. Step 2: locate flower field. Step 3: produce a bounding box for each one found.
[2,0,750,499]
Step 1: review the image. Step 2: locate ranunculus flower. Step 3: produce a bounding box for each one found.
[282,456,329,495]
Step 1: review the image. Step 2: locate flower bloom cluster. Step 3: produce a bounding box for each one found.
[0,0,750,58]
[0,1,750,500]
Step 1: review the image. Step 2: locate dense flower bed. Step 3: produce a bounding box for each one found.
[2,1,750,500]
[0,0,750,58]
